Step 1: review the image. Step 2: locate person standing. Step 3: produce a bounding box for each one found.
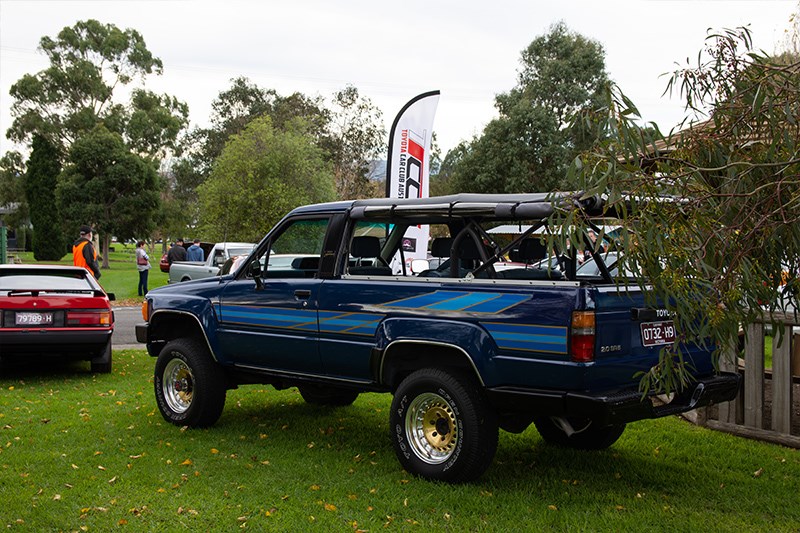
[135,240,151,296]
[166,238,187,265]
[72,225,101,279]
[186,239,205,262]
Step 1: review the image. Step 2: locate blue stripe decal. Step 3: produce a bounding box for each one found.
[384,291,471,309]
[384,290,529,314]
[482,322,568,354]
[464,294,530,313]
[318,312,382,336]
[220,305,317,330]
[426,292,497,311]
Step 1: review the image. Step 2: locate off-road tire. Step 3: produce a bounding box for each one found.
[154,338,226,428]
[390,368,498,483]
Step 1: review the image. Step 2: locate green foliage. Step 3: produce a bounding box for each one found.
[0,151,29,230]
[321,85,386,199]
[24,135,67,261]
[448,22,608,194]
[568,27,800,393]
[197,116,335,242]
[57,126,162,249]
[1,352,799,530]
[7,19,166,151]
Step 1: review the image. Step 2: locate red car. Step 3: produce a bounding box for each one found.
[0,265,115,373]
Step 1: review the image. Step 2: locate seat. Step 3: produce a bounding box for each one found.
[348,236,392,276]
[499,238,563,280]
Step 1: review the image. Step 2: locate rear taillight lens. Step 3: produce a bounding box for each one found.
[66,310,112,326]
[570,311,595,362]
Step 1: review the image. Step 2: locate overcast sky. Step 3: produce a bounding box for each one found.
[0,0,796,157]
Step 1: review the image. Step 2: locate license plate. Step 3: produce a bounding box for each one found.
[15,312,53,326]
[640,320,676,347]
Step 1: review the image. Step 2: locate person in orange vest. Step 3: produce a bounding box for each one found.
[72,225,102,279]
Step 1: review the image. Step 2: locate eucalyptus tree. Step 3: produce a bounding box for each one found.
[448,22,608,194]
[563,27,800,393]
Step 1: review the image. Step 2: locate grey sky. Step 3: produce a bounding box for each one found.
[0,0,795,157]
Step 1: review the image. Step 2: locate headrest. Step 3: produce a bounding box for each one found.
[351,236,381,258]
[518,238,547,261]
[430,238,452,258]
[456,238,483,260]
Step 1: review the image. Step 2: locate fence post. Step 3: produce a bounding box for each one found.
[772,327,794,434]
[744,323,765,429]
[0,226,6,264]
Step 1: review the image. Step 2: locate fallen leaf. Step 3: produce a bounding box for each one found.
[324,503,337,512]
[211,448,219,454]
[108,476,118,484]
[53,494,61,501]
[753,468,764,478]
[548,505,558,511]
[310,485,320,491]
[180,459,193,466]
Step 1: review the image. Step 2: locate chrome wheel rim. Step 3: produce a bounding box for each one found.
[405,392,458,465]
[163,357,194,414]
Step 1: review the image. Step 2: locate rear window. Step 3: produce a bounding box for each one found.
[0,271,93,292]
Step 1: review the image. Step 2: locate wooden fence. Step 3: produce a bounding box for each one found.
[696,311,800,448]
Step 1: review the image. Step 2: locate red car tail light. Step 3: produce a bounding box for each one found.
[570,311,595,363]
[66,310,112,326]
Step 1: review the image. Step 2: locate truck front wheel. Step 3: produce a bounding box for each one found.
[390,368,498,483]
[154,339,226,428]
[533,416,625,450]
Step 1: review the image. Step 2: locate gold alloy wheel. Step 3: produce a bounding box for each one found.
[163,357,194,413]
[405,392,459,464]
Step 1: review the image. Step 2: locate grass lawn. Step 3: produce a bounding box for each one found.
[1,350,799,531]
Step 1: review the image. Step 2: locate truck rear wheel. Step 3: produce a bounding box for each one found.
[534,416,625,450]
[154,338,226,428]
[390,368,497,483]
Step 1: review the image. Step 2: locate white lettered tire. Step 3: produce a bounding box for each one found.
[390,368,498,483]
[154,338,226,428]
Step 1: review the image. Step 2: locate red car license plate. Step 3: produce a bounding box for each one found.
[15,312,53,326]
[640,320,676,347]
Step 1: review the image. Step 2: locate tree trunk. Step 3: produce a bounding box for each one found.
[101,233,110,269]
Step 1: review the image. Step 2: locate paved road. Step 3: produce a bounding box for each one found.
[112,306,142,349]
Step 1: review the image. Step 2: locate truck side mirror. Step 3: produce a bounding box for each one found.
[249,260,263,290]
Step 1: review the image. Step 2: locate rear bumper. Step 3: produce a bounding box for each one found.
[486,372,741,426]
[0,329,112,357]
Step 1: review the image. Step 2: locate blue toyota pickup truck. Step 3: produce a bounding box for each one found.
[136,192,740,482]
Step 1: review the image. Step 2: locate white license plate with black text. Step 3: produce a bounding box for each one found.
[15,312,53,326]
[640,320,675,347]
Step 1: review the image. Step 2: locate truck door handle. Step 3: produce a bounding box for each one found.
[294,289,311,300]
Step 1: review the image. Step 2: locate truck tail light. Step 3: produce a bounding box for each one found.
[66,310,112,326]
[570,311,595,363]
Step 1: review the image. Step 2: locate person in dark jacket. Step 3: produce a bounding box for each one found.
[72,225,102,279]
[166,238,188,264]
